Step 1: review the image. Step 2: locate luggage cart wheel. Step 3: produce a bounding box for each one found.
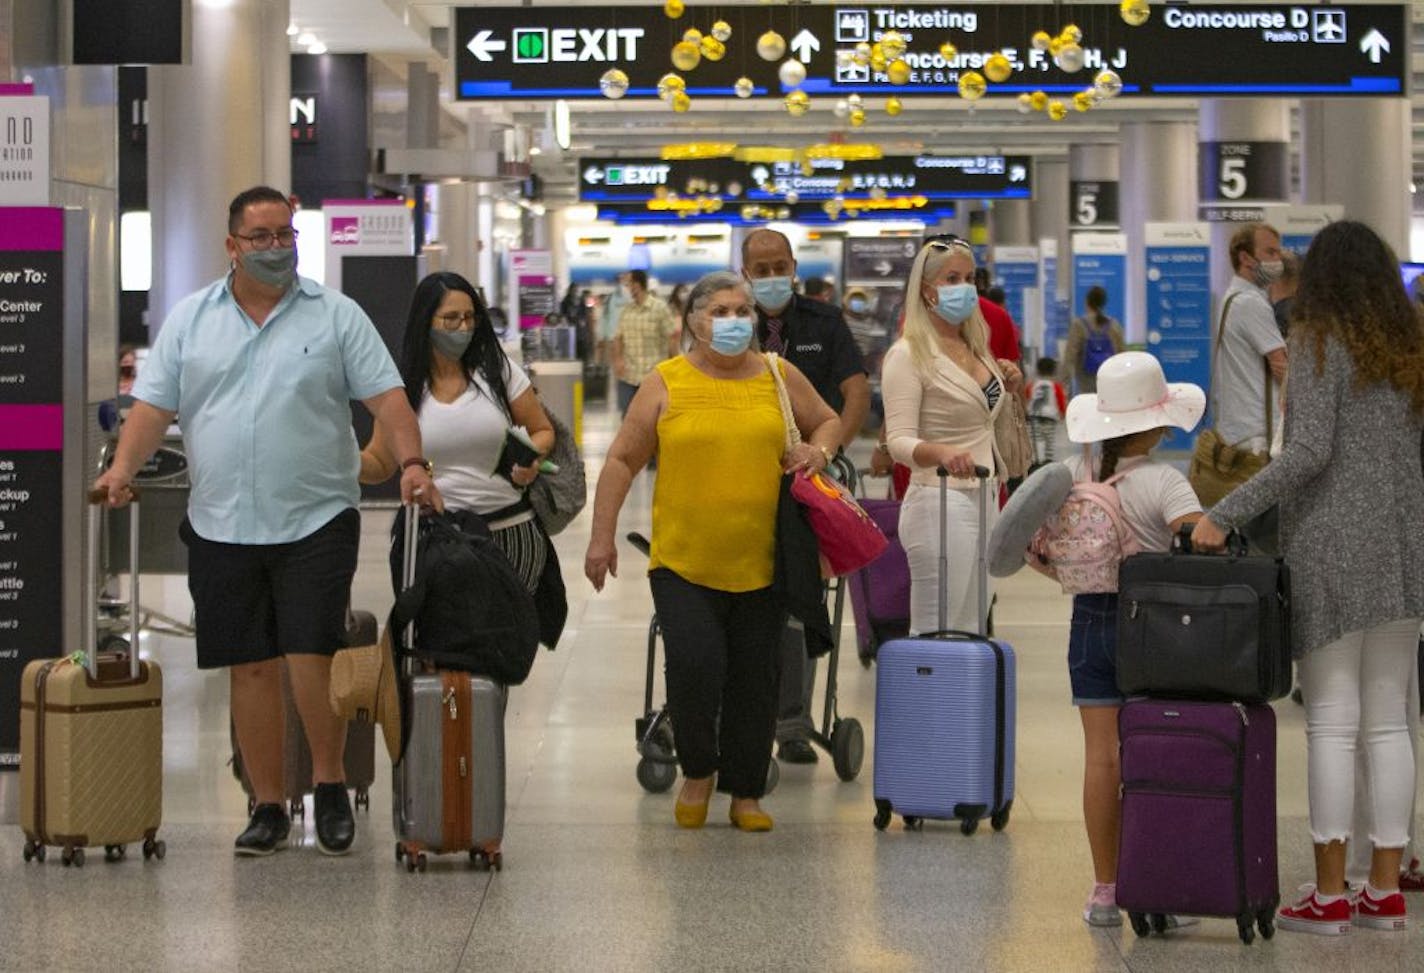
[873,800,893,831]
[903,815,923,832]
[1128,913,1150,937]
[830,718,865,782]
[765,759,780,795]
[990,804,1012,832]
[959,817,979,836]
[1149,914,1168,934]
[636,757,677,794]
[1235,916,1255,945]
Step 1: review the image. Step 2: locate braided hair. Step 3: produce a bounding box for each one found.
[1097,434,1130,480]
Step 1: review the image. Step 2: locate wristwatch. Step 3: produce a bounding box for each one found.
[400,457,433,475]
[818,445,834,465]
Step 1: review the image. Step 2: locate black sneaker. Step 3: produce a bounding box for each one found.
[234,803,291,857]
[777,739,818,764]
[313,782,355,856]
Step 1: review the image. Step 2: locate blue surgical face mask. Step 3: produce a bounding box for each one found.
[934,282,979,324]
[708,315,754,356]
[847,297,869,315]
[750,275,794,311]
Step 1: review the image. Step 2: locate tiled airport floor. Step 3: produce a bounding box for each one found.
[2,405,1419,972]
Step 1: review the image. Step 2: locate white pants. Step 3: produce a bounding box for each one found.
[1299,618,1420,848]
[899,481,996,636]
[1347,639,1421,881]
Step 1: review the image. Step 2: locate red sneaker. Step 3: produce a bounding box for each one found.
[1353,886,1408,931]
[1399,858,1424,893]
[1276,886,1353,936]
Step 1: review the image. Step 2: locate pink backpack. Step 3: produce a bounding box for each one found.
[1035,470,1140,595]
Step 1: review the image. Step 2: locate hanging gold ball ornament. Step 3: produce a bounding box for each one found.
[1120,0,1151,27]
[757,31,787,61]
[834,99,850,118]
[671,41,701,71]
[671,91,691,112]
[599,69,630,99]
[657,73,686,101]
[663,0,684,19]
[957,70,987,101]
[849,108,867,127]
[887,59,911,85]
[1094,69,1124,99]
[939,41,958,60]
[779,58,807,89]
[1073,91,1095,112]
[734,76,755,99]
[870,50,888,73]
[837,50,856,70]
[847,93,863,109]
[1060,24,1083,45]
[1029,90,1049,111]
[886,96,904,116]
[711,21,732,43]
[1031,31,1052,52]
[1048,36,1065,57]
[784,90,810,116]
[853,42,872,66]
[785,190,800,205]
[1055,43,1086,73]
[1048,100,1068,121]
[682,29,702,45]
[984,53,1013,84]
[1016,93,1034,114]
[880,30,908,60]
[700,36,725,61]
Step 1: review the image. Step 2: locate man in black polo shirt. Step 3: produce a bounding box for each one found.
[742,228,870,763]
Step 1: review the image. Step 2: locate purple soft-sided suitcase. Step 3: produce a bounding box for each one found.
[1116,699,1279,943]
[872,469,1015,835]
[847,497,910,663]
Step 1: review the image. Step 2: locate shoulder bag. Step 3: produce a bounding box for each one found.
[993,373,1033,480]
[527,405,587,536]
[1188,294,1273,508]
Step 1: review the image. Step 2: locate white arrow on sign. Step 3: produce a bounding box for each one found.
[1009,165,1027,183]
[583,166,604,185]
[790,29,820,64]
[1360,28,1389,65]
[873,260,893,276]
[467,29,507,62]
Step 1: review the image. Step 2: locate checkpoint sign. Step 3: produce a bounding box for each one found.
[454,5,1407,101]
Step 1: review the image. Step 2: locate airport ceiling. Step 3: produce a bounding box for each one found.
[291,1,1424,199]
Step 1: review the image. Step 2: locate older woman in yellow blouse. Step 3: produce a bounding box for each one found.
[882,237,1023,634]
[584,270,840,832]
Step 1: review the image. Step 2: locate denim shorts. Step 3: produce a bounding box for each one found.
[1068,592,1124,707]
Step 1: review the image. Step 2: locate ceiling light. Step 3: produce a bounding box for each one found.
[307,42,328,55]
[529,146,542,156]
[286,25,299,37]
[297,33,316,47]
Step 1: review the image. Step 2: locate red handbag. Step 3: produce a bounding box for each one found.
[767,354,888,577]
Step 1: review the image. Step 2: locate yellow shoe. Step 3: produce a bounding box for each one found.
[674,797,710,829]
[728,806,774,832]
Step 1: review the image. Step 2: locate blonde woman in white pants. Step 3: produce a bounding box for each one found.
[882,237,1022,633]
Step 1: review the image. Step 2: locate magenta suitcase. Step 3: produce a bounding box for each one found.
[847,497,910,665]
[1116,699,1279,944]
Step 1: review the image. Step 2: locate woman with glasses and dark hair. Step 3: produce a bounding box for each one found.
[881,238,1023,634]
[360,271,556,593]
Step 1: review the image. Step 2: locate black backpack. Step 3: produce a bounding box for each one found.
[389,513,540,686]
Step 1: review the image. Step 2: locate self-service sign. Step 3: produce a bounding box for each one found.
[455,5,1406,100]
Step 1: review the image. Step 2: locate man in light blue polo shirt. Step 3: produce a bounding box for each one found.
[95,186,437,858]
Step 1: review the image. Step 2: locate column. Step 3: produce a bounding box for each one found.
[148,0,291,328]
[1299,98,1410,256]
[1197,99,1290,292]
[990,199,1031,246]
[1121,121,1198,339]
[1031,156,1069,294]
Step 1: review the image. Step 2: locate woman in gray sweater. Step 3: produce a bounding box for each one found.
[1193,220,1424,935]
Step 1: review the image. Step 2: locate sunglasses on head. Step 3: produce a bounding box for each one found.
[925,234,974,253]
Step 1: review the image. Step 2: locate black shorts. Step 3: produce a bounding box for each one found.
[179,508,360,670]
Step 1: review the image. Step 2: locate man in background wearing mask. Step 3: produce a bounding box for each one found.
[742,228,870,764]
[94,186,435,858]
[613,269,678,417]
[1192,222,1288,505]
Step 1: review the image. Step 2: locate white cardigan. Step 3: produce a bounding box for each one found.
[882,339,1005,488]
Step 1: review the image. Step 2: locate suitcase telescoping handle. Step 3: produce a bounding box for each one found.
[86,486,141,681]
[401,503,420,662]
[935,466,992,637]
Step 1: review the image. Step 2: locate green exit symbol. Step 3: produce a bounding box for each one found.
[512,29,548,63]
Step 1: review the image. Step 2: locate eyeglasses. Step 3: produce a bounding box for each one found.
[233,228,298,250]
[433,311,478,331]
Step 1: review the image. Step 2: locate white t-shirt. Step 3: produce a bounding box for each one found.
[1064,453,1202,554]
[1213,276,1285,449]
[419,361,532,515]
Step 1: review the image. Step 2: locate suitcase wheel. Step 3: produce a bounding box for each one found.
[395,842,406,864]
[61,846,85,868]
[1150,914,1169,934]
[903,815,924,832]
[103,844,127,862]
[142,838,166,861]
[990,803,1012,832]
[959,817,978,836]
[873,800,893,832]
[830,718,865,783]
[1128,913,1151,938]
[469,849,503,872]
[1256,911,1275,941]
[404,851,427,873]
[1235,915,1255,944]
[22,839,42,863]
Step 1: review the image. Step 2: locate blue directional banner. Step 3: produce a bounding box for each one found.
[1144,223,1213,450]
[454,5,1407,101]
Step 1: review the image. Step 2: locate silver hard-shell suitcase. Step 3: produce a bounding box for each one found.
[392,504,507,871]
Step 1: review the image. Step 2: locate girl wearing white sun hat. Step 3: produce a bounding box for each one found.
[1052,350,1208,929]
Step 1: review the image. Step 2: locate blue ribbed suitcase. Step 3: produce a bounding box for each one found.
[872,468,1016,834]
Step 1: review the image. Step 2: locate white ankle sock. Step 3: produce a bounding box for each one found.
[1315,890,1348,904]
[1364,883,1398,900]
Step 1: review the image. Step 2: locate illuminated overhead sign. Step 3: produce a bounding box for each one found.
[579,154,1031,203]
[455,4,1406,100]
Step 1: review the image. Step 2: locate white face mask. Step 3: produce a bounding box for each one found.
[1255,259,1284,286]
